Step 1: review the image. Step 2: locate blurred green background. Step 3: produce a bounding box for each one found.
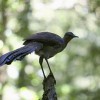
[0,0,100,100]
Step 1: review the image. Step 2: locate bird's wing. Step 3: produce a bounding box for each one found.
[0,42,43,66]
[23,32,64,46]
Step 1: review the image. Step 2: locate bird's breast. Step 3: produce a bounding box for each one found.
[35,45,62,59]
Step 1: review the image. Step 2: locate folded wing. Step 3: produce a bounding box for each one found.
[23,32,64,46]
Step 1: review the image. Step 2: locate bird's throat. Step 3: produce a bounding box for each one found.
[63,37,72,48]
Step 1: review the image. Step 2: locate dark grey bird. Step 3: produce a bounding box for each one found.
[0,32,78,78]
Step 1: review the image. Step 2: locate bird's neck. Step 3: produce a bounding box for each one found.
[63,37,72,48]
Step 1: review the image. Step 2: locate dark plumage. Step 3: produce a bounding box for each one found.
[0,32,78,78]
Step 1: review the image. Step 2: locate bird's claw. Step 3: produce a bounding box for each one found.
[49,72,56,84]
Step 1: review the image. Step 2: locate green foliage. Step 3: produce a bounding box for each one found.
[0,0,100,100]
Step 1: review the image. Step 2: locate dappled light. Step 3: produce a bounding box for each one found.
[0,0,100,100]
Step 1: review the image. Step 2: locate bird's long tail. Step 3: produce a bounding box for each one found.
[0,42,42,66]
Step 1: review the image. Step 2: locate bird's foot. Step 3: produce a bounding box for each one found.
[49,72,56,84]
[43,74,47,80]
[43,72,56,86]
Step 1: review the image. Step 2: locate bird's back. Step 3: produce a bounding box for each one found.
[23,32,64,46]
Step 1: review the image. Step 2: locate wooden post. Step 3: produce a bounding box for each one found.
[42,73,57,100]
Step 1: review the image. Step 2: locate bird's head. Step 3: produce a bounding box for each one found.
[63,32,78,43]
[64,32,78,38]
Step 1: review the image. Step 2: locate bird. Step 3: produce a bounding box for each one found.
[0,32,78,79]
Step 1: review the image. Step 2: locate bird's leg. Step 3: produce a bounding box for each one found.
[45,58,55,75]
[45,58,56,83]
[44,58,52,73]
[39,56,46,79]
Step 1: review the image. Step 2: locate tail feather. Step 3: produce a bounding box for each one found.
[0,42,42,66]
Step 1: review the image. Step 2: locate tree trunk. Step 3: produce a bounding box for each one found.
[42,73,57,100]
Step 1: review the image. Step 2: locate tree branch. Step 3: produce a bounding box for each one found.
[42,73,57,100]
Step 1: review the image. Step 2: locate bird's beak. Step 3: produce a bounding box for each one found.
[74,35,79,38]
